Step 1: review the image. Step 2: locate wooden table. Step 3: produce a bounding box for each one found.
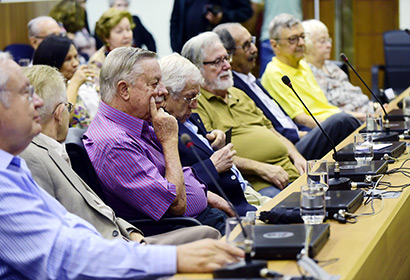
[173,88,410,280]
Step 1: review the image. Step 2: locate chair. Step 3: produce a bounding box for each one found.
[371,30,410,98]
[64,127,201,236]
[4,44,34,64]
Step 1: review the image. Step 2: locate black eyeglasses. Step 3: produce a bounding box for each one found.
[236,36,256,52]
[203,54,232,67]
[275,33,306,45]
[52,101,73,114]
[182,92,201,105]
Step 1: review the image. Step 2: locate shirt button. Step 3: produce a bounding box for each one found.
[112,230,119,237]
[231,175,236,180]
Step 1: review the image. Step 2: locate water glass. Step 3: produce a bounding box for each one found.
[307,160,329,192]
[354,133,373,165]
[225,217,254,256]
[300,183,326,225]
[366,113,383,132]
[402,96,410,121]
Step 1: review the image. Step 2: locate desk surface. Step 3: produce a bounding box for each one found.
[173,88,410,280]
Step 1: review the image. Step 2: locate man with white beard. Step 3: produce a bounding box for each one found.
[181,32,306,197]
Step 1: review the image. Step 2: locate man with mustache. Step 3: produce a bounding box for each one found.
[213,23,360,160]
[181,32,306,197]
[84,47,233,234]
[261,13,365,127]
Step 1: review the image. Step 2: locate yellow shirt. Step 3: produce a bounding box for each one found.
[194,87,299,191]
[261,57,341,122]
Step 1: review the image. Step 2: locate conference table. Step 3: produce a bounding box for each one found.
[173,88,410,280]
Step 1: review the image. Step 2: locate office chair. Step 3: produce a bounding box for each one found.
[371,30,410,99]
[65,127,202,236]
[4,44,34,64]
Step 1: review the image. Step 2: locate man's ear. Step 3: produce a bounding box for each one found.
[117,80,130,101]
[29,37,38,49]
[54,103,65,124]
[270,39,279,52]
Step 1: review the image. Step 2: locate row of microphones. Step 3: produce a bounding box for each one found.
[281,76,351,190]
[180,134,270,278]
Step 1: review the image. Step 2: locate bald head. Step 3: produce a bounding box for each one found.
[28,16,62,50]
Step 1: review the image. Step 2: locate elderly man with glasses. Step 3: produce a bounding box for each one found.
[261,13,364,128]
[27,16,64,50]
[181,32,306,198]
[213,22,360,160]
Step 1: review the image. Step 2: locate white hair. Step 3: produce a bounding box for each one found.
[0,52,14,107]
[159,53,203,98]
[27,16,58,38]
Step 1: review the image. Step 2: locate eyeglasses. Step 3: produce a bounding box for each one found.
[203,54,232,67]
[0,85,35,102]
[182,92,201,105]
[34,31,67,40]
[317,37,332,45]
[52,101,73,114]
[275,33,306,45]
[236,36,256,52]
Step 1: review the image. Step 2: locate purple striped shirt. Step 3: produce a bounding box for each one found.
[84,101,208,221]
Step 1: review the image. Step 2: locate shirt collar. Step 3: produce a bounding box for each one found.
[0,149,17,170]
[99,101,149,139]
[233,71,256,84]
[273,57,307,76]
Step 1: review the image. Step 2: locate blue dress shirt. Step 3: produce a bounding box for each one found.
[0,149,176,279]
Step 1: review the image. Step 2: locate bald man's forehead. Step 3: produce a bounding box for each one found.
[37,19,61,37]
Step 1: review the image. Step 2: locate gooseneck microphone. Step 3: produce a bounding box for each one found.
[405,29,410,36]
[340,53,390,131]
[281,76,350,189]
[181,133,269,278]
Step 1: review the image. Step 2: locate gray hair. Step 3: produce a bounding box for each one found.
[99,47,156,103]
[269,13,302,40]
[213,23,241,54]
[0,52,13,107]
[23,65,66,123]
[159,53,203,99]
[302,19,329,51]
[108,0,129,7]
[27,16,58,38]
[181,31,223,69]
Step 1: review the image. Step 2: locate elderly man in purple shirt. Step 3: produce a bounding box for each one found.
[84,47,233,234]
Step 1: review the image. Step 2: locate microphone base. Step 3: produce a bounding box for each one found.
[213,260,267,278]
[329,176,351,190]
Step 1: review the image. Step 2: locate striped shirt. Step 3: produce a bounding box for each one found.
[84,101,208,221]
[0,149,176,279]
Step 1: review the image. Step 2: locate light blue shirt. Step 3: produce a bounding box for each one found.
[0,149,176,279]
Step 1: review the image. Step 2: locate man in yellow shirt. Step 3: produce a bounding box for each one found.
[261,13,365,128]
[181,31,306,197]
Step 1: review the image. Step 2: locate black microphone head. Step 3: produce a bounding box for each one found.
[281,75,292,88]
[181,133,192,146]
[405,28,410,35]
[340,53,348,62]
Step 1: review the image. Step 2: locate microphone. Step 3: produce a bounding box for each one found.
[405,29,410,36]
[181,133,269,278]
[340,53,390,131]
[281,76,351,189]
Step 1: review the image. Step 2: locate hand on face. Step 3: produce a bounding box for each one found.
[70,65,95,87]
[149,96,178,145]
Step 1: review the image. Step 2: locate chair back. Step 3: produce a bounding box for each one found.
[65,127,107,202]
[4,44,34,64]
[383,30,410,94]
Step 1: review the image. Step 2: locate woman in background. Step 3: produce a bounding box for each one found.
[303,19,374,114]
[88,7,134,75]
[33,35,99,128]
[108,0,156,51]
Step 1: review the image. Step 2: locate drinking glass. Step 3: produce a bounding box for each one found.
[366,113,383,132]
[307,160,329,192]
[354,133,373,165]
[300,183,326,225]
[402,97,410,125]
[225,217,255,258]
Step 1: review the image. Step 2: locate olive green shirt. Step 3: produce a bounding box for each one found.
[194,87,299,191]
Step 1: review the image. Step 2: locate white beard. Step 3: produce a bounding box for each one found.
[204,70,234,92]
